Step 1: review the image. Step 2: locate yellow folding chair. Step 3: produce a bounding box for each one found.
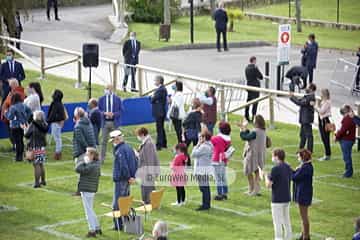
[103,196,134,218]
[134,188,165,213]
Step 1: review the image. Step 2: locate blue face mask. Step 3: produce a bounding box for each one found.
[171,85,176,91]
[6,56,13,62]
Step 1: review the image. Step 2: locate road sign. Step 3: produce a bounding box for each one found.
[277,24,291,65]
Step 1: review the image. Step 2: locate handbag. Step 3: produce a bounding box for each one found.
[266,136,272,148]
[324,118,336,132]
[169,103,180,120]
[122,208,144,235]
[25,124,35,162]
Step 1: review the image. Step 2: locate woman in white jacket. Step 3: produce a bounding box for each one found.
[168,81,186,143]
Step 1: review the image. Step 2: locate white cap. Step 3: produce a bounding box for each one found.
[109,130,124,142]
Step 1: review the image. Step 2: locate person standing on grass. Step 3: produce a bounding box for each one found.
[170,143,190,206]
[353,217,360,240]
[151,75,168,151]
[0,49,26,103]
[335,105,356,178]
[293,149,314,240]
[75,147,102,238]
[23,110,48,188]
[136,127,160,204]
[213,1,228,52]
[302,34,318,86]
[183,98,203,147]
[290,83,316,153]
[110,130,138,231]
[24,82,43,113]
[211,121,231,201]
[265,148,293,240]
[245,56,263,122]
[315,89,332,161]
[73,107,97,196]
[98,84,124,162]
[88,98,102,146]
[198,86,217,134]
[122,32,141,92]
[168,81,186,143]
[47,89,67,160]
[5,93,32,162]
[192,130,213,211]
[240,115,267,196]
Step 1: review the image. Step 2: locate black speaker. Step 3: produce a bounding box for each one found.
[83,43,99,68]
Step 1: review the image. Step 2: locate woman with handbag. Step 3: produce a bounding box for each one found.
[182,98,202,147]
[168,81,186,143]
[315,89,332,161]
[23,110,49,188]
[47,89,67,160]
[293,149,314,240]
[240,114,267,196]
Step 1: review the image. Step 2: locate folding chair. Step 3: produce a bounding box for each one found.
[134,188,165,213]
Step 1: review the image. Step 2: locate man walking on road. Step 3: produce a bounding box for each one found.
[47,0,60,21]
[301,34,318,86]
[213,1,228,52]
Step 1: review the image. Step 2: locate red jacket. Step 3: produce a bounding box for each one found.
[211,134,231,164]
[170,153,188,187]
[336,115,356,142]
[1,86,25,124]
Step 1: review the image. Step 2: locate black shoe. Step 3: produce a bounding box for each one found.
[214,195,224,201]
[55,18,61,21]
[33,184,41,188]
[123,87,127,92]
[112,227,123,232]
[342,174,352,178]
[40,181,47,186]
[156,147,162,151]
[224,48,229,51]
[131,89,139,92]
[86,231,96,238]
[217,49,221,52]
[95,229,102,235]
[222,195,228,200]
[196,206,210,211]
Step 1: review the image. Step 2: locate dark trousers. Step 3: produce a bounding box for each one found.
[206,123,215,135]
[245,91,259,122]
[113,181,130,230]
[198,177,211,209]
[171,118,182,143]
[141,183,155,204]
[47,0,59,19]
[176,186,185,203]
[155,116,167,149]
[185,135,198,148]
[356,67,360,87]
[216,29,227,51]
[11,127,24,161]
[15,29,21,50]
[318,117,331,156]
[340,140,354,177]
[299,123,313,153]
[307,67,314,85]
[123,66,137,90]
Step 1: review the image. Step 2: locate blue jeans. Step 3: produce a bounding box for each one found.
[340,140,354,177]
[206,123,215,135]
[213,163,228,196]
[51,122,62,153]
[112,181,130,229]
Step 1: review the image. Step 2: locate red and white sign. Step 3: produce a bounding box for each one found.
[277,24,291,64]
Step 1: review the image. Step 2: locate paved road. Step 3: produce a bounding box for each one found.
[18,4,360,114]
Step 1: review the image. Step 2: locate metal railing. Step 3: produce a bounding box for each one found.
[1,35,309,128]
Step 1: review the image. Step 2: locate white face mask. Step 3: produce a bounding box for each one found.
[137,136,143,142]
[84,156,91,164]
[271,157,278,164]
[130,36,135,40]
[104,89,111,95]
[298,157,303,163]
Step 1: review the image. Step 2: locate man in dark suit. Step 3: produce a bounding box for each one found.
[213,2,228,52]
[151,75,168,150]
[302,33,318,86]
[245,56,263,122]
[122,32,141,92]
[47,0,60,21]
[0,49,25,103]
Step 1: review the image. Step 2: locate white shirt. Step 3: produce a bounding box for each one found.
[8,60,15,73]
[106,94,113,113]
[24,93,41,112]
[168,91,186,120]
[197,92,214,106]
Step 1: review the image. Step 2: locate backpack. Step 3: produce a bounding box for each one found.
[353,115,360,126]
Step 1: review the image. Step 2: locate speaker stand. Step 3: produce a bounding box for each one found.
[88,67,92,100]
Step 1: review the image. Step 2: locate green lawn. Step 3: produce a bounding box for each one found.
[0,72,360,239]
[249,0,360,24]
[130,16,360,50]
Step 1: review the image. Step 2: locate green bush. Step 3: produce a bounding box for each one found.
[127,0,180,23]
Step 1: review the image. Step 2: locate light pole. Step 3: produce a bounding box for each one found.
[336,0,340,24]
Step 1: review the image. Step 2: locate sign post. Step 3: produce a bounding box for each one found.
[277,24,291,90]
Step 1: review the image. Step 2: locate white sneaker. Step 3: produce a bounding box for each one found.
[171,202,181,206]
[318,156,330,161]
[181,201,186,206]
